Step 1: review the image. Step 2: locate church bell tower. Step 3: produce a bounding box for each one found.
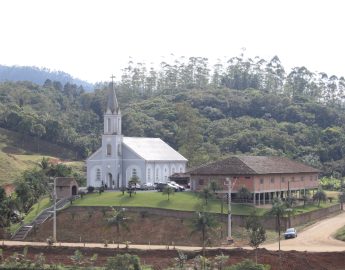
[101,76,123,189]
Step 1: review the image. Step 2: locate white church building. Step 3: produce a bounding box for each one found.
[86,82,188,189]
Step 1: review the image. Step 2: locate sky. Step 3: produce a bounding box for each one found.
[0,0,344,83]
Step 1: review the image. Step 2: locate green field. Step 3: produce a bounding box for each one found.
[0,127,83,185]
[74,191,267,215]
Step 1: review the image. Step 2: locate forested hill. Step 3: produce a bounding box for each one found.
[0,65,94,91]
[0,55,345,177]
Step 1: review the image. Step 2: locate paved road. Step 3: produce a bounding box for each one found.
[2,211,345,252]
[262,210,345,252]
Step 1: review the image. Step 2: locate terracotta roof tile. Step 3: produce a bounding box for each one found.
[189,156,320,175]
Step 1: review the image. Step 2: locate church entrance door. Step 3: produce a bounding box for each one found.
[107,173,113,190]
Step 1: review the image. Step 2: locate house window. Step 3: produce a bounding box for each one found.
[301,176,304,181]
[291,177,295,182]
[107,144,111,156]
[245,176,251,179]
[96,169,101,181]
[172,167,175,174]
[148,168,151,181]
[282,177,285,183]
[107,118,111,133]
[270,177,275,183]
[199,179,204,185]
[314,175,318,181]
[310,176,313,181]
[156,168,159,180]
[260,178,264,184]
[118,144,121,156]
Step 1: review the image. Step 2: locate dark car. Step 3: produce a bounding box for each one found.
[284,228,297,239]
[155,182,167,192]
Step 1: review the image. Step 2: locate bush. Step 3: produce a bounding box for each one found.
[87,186,95,193]
[105,253,141,270]
[226,259,270,270]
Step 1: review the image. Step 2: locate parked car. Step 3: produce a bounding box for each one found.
[167,181,185,191]
[155,182,168,192]
[142,183,155,190]
[284,228,297,239]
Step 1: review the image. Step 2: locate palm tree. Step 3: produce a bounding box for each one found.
[107,208,130,248]
[191,211,218,256]
[267,197,286,251]
[313,189,327,207]
[199,187,213,205]
[162,186,175,200]
[209,181,219,193]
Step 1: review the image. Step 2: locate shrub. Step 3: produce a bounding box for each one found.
[105,253,141,270]
[226,259,270,270]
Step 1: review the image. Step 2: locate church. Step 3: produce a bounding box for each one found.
[86,82,188,189]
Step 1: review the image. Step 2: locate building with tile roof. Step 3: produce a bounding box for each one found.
[189,156,320,204]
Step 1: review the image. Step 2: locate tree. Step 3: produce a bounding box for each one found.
[191,211,218,255]
[236,186,251,203]
[209,181,219,193]
[313,189,327,207]
[128,175,140,193]
[245,211,266,264]
[267,197,286,251]
[107,208,130,248]
[199,187,213,205]
[162,186,175,201]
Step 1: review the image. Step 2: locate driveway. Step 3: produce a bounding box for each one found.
[262,210,345,252]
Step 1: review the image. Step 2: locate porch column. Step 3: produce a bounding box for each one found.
[253,192,256,205]
[263,192,266,204]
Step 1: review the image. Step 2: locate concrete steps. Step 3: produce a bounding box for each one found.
[11,198,71,241]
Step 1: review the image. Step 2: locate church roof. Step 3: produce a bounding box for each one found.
[106,82,119,113]
[189,156,320,175]
[123,137,188,162]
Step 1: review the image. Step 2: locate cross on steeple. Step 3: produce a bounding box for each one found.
[110,74,116,86]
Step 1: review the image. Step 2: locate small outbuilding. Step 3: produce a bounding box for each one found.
[55,177,79,199]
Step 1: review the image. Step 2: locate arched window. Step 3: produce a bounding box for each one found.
[107,118,111,133]
[96,169,101,181]
[156,168,159,181]
[132,168,137,178]
[107,144,112,156]
[172,167,175,174]
[148,168,151,181]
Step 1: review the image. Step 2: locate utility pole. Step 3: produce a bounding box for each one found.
[225,177,233,243]
[53,177,57,242]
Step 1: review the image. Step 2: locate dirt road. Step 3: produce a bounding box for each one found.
[263,210,345,252]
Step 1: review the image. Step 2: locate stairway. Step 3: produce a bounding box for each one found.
[11,198,71,241]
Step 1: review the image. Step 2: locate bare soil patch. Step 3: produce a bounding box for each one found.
[1,245,345,270]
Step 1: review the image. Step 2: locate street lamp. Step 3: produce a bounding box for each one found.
[225,177,233,243]
[53,177,57,242]
[49,177,57,243]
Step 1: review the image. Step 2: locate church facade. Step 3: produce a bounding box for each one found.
[86,83,187,189]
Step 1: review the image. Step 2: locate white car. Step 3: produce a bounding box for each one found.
[284,228,297,239]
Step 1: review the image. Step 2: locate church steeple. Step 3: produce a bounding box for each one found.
[104,75,122,135]
[106,75,120,114]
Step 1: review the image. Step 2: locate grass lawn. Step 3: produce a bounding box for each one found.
[10,196,52,233]
[74,191,267,216]
[293,201,339,214]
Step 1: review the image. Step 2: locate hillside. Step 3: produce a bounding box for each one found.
[0,127,82,185]
[0,65,94,91]
[1,54,345,177]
